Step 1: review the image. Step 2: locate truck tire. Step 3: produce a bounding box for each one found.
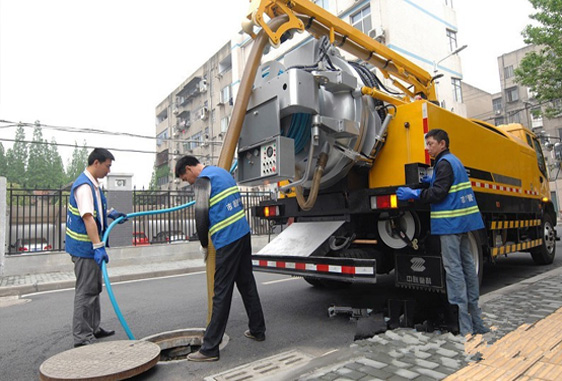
[467,231,484,286]
[530,214,556,265]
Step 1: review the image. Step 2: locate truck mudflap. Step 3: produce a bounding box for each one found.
[252,254,377,284]
[395,252,446,292]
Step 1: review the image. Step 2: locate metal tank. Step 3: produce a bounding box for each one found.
[237,37,387,191]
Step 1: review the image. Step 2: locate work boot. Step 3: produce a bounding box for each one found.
[94,328,115,338]
[244,330,265,342]
[187,350,219,362]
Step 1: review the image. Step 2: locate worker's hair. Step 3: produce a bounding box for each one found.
[88,148,115,165]
[175,155,200,178]
[425,129,449,148]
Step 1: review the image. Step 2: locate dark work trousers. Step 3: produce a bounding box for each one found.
[72,256,102,346]
[200,233,266,357]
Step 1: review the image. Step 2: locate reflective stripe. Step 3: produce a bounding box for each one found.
[449,181,472,193]
[209,209,245,236]
[68,204,80,216]
[210,186,239,207]
[66,227,91,242]
[68,204,97,217]
[431,205,480,218]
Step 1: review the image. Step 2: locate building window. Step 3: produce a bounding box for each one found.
[156,130,169,146]
[510,111,522,124]
[531,108,543,129]
[492,98,502,114]
[444,0,454,7]
[494,117,505,126]
[504,65,514,79]
[314,0,330,9]
[506,87,519,103]
[156,110,168,124]
[446,29,458,51]
[451,78,462,102]
[221,116,230,133]
[157,175,169,187]
[220,85,231,104]
[351,5,371,34]
[218,55,232,75]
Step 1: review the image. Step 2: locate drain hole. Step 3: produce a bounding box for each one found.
[160,344,201,361]
[141,328,229,363]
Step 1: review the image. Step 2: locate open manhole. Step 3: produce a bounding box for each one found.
[142,328,229,362]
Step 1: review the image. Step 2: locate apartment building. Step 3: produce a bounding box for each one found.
[154,42,233,189]
[155,0,466,189]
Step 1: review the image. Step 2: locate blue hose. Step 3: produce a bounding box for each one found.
[100,160,238,340]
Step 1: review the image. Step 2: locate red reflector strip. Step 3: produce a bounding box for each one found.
[252,260,374,275]
[317,264,329,272]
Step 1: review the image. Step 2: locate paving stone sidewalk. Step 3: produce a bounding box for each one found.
[291,268,562,381]
[0,258,206,296]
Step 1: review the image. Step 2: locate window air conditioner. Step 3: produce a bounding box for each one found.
[368,27,385,43]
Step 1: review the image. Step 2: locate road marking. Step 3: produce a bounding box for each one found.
[21,271,207,297]
[0,296,32,308]
[262,277,299,285]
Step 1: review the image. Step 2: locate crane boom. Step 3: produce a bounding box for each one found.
[244,0,437,101]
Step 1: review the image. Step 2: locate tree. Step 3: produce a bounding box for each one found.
[66,141,89,183]
[0,143,6,178]
[515,0,562,118]
[5,125,28,186]
[27,125,51,188]
[47,137,66,188]
[149,166,158,190]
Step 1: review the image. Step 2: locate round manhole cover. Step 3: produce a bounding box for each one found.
[39,340,160,381]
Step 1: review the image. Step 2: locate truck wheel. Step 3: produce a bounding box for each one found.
[467,231,484,286]
[530,214,556,265]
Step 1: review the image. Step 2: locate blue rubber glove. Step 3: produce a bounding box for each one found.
[396,187,421,201]
[421,175,431,184]
[108,210,128,224]
[94,247,109,267]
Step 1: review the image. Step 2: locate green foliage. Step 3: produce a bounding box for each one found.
[0,143,6,178]
[66,141,89,183]
[5,125,28,186]
[48,138,66,187]
[515,0,562,118]
[27,126,51,188]
[149,167,158,190]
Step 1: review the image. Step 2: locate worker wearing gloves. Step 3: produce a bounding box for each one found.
[396,129,488,336]
[66,148,128,348]
[175,155,266,362]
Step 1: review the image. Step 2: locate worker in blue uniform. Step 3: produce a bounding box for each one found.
[66,148,127,347]
[175,155,266,362]
[396,129,489,336]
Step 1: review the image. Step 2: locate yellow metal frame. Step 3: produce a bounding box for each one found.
[246,0,437,101]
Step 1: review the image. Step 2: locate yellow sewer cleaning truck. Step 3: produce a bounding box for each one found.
[227,0,556,292]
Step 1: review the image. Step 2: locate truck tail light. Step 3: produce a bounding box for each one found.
[370,195,398,209]
[264,206,279,217]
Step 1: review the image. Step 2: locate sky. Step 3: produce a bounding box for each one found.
[0,0,536,188]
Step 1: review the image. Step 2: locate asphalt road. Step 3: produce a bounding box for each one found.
[1,237,561,380]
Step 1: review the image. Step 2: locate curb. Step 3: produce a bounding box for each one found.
[0,266,207,298]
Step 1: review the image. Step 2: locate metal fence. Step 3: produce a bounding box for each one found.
[6,187,272,254]
[7,188,69,254]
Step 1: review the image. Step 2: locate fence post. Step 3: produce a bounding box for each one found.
[0,177,7,276]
